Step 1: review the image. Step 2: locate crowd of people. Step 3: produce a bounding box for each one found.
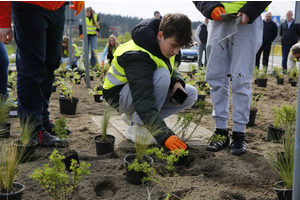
[0,1,300,156]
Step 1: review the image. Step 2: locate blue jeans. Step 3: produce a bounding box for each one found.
[0,43,9,95]
[12,2,65,132]
[87,35,98,67]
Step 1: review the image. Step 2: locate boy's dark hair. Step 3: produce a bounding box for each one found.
[159,13,193,48]
[292,46,300,55]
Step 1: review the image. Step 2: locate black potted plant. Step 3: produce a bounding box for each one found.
[256,69,268,87]
[0,95,11,138]
[0,141,25,200]
[274,67,284,85]
[52,116,77,172]
[30,149,91,200]
[253,66,259,84]
[88,85,103,103]
[59,80,79,115]
[191,83,209,109]
[94,103,116,155]
[289,68,298,87]
[12,115,39,163]
[247,89,266,126]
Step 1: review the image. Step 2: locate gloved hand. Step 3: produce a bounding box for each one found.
[211,7,225,21]
[70,1,84,16]
[80,34,83,39]
[164,135,187,151]
[101,61,104,67]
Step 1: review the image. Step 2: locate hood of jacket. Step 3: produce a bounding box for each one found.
[131,18,166,60]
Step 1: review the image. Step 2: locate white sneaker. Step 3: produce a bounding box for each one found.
[121,113,133,126]
[125,124,157,145]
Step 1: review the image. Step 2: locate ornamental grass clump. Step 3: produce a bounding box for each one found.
[30,149,91,200]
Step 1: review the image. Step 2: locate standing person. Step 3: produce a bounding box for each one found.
[103,13,197,150]
[193,1,271,156]
[195,18,209,68]
[279,10,300,73]
[0,1,83,146]
[154,11,162,20]
[0,42,9,100]
[79,7,100,68]
[101,35,120,66]
[255,11,278,71]
[61,36,81,70]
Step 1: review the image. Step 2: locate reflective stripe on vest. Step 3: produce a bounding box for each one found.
[63,44,80,57]
[221,1,268,14]
[103,40,176,90]
[86,13,98,35]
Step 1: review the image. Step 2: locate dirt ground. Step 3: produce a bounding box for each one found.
[3,71,298,200]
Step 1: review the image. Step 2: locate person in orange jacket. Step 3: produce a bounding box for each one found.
[0,1,83,147]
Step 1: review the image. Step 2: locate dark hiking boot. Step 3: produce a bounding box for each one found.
[229,132,246,156]
[206,129,230,152]
[32,130,68,147]
[43,119,72,136]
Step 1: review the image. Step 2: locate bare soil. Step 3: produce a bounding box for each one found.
[4,73,298,200]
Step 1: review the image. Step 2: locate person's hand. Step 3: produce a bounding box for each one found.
[211,7,225,21]
[80,34,83,39]
[171,82,185,95]
[70,1,84,16]
[101,61,105,67]
[237,12,250,24]
[96,31,99,37]
[164,135,187,151]
[0,27,13,44]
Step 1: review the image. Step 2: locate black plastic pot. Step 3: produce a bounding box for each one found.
[74,78,81,84]
[0,182,25,200]
[94,135,115,155]
[63,150,80,172]
[273,181,292,200]
[254,78,257,84]
[247,109,258,126]
[155,194,182,200]
[257,78,267,87]
[94,94,103,103]
[290,81,297,87]
[288,78,292,83]
[12,140,38,163]
[276,78,284,85]
[191,95,206,109]
[59,97,79,115]
[0,121,12,138]
[266,125,285,142]
[124,154,153,185]
[90,76,94,81]
[170,88,188,106]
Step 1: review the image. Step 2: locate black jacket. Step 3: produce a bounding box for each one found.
[193,1,271,24]
[280,20,300,46]
[78,15,101,36]
[199,24,208,44]
[103,18,184,145]
[262,20,278,44]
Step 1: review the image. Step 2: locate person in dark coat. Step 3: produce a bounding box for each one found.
[255,11,278,70]
[279,10,300,73]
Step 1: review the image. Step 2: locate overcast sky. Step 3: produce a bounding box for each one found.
[85,1,297,23]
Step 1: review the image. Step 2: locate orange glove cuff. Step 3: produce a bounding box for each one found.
[80,34,83,39]
[101,61,105,66]
[164,135,187,151]
[211,7,225,21]
[70,1,85,16]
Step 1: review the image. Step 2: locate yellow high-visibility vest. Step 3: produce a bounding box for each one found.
[103,40,175,90]
[86,13,98,35]
[221,1,268,14]
[63,44,80,57]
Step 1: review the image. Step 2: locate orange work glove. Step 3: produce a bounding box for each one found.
[211,7,225,21]
[101,61,105,67]
[164,135,187,151]
[70,1,85,16]
[80,34,83,39]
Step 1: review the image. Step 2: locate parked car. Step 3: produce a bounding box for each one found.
[181,44,198,62]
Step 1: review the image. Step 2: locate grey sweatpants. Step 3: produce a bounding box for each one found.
[206,17,263,133]
[119,67,197,125]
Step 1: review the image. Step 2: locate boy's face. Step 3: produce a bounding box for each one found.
[157,31,181,58]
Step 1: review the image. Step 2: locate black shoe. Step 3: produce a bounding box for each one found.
[32,130,68,147]
[229,132,246,156]
[43,119,72,135]
[206,129,230,152]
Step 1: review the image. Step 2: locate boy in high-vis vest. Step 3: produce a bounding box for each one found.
[194,1,271,156]
[103,13,198,151]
